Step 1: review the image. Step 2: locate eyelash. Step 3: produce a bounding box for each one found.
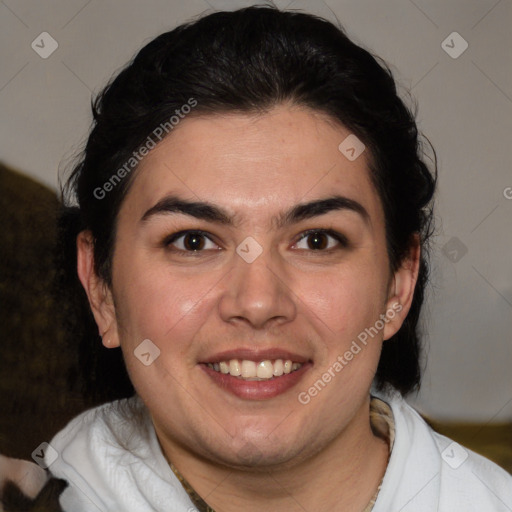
[162,229,349,256]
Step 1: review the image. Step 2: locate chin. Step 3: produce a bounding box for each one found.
[203,429,315,472]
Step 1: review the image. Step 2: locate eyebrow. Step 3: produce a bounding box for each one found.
[141,194,370,229]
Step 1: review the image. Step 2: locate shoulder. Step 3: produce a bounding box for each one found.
[45,396,146,510]
[373,390,512,512]
[429,425,512,508]
[47,395,147,454]
[46,395,149,477]
[45,396,194,511]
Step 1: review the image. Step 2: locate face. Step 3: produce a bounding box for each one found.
[80,104,415,470]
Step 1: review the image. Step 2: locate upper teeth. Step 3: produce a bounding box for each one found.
[207,359,302,380]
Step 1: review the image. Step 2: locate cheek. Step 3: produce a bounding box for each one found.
[300,265,386,342]
[112,267,218,403]
[113,258,214,354]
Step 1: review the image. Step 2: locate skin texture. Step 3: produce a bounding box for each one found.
[77,104,420,511]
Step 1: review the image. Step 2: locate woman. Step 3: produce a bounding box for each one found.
[6,5,511,512]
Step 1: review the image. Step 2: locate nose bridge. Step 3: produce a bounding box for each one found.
[218,239,296,328]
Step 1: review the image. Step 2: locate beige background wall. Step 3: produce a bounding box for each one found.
[1,0,511,421]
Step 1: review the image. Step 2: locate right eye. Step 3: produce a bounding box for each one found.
[163,230,221,255]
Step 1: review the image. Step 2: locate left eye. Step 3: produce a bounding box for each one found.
[293,230,348,251]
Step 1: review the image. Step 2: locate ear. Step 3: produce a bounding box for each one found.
[76,230,120,348]
[382,234,421,341]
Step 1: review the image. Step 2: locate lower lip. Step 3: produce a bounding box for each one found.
[200,363,312,400]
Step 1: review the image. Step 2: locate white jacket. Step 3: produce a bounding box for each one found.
[46,391,512,511]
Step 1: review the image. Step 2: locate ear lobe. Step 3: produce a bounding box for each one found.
[383,235,421,341]
[76,230,120,348]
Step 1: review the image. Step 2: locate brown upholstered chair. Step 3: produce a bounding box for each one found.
[0,163,89,461]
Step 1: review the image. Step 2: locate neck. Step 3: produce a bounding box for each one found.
[157,397,390,512]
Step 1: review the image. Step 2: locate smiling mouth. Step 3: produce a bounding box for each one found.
[205,359,303,381]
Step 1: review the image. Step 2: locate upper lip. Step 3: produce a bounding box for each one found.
[200,348,310,364]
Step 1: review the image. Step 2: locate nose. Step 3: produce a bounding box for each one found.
[218,244,297,330]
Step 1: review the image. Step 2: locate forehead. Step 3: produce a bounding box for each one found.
[120,105,383,228]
